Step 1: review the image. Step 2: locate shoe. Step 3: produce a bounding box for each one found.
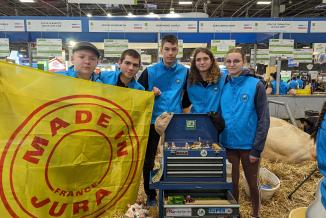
[146,198,157,207]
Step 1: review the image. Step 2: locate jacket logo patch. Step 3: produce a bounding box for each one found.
[214,87,219,92]
[176,79,181,84]
[241,94,249,102]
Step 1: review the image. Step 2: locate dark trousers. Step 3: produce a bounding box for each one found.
[143,124,160,199]
[226,149,261,217]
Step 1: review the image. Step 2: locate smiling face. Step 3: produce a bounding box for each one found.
[119,55,140,79]
[71,50,98,79]
[161,42,178,67]
[195,51,213,75]
[225,52,245,76]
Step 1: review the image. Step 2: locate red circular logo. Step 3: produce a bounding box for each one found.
[0,95,141,217]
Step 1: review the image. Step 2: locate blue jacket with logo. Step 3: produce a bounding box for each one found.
[138,60,188,123]
[56,66,102,82]
[220,70,270,157]
[271,80,289,95]
[100,70,145,90]
[288,79,299,89]
[317,114,326,209]
[187,71,227,113]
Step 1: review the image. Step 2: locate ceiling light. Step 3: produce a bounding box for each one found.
[69,40,76,47]
[257,1,271,4]
[149,12,154,15]
[107,13,112,17]
[302,46,310,49]
[147,12,159,18]
[179,1,192,5]
[86,13,92,17]
[20,0,34,2]
[127,12,133,16]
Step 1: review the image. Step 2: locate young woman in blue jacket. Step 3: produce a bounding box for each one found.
[307,101,326,218]
[220,48,270,218]
[182,47,227,113]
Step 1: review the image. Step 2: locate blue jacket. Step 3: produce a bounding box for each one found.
[271,80,289,95]
[288,79,299,89]
[220,74,259,150]
[297,79,303,89]
[56,66,102,82]
[100,70,145,90]
[317,114,326,209]
[187,72,227,113]
[138,60,188,123]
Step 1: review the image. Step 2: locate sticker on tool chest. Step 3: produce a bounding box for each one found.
[166,208,192,216]
[185,120,196,130]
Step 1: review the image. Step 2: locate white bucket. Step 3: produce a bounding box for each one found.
[243,167,280,201]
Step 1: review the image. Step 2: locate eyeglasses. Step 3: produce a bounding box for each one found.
[225,59,241,64]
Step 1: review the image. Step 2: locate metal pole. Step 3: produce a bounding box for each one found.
[268,99,297,127]
[28,42,32,67]
[271,0,280,18]
[288,168,318,199]
[276,58,281,95]
[253,43,257,67]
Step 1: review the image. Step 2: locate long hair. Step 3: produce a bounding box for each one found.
[311,101,326,141]
[189,47,221,84]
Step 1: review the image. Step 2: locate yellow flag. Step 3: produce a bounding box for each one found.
[0,62,154,217]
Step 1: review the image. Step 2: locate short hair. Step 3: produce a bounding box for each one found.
[189,47,221,84]
[120,49,141,65]
[225,47,246,63]
[161,35,178,47]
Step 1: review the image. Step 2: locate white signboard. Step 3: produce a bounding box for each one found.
[269,39,294,58]
[294,49,313,63]
[310,21,326,33]
[199,21,255,33]
[37,38,62,57]
[104,39,128,58]
[280,71,291,82]
[313,43,326,54]
[0,20,24,32]
[68,0,137,4]
[166,208,192,217]
[141,54,152,63]
[254,21,308,33]
[250,49,269,65]
[0,38,10,57]
[211,40,235,58]
[27,20,82,32]
[89,20,197,32]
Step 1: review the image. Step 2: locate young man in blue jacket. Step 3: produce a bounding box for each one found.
[56,42,101,82]
[137,35,188,206]
[101,49,144,90]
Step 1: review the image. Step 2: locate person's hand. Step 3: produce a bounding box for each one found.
[153,86,161,96]
[249,155,259,163]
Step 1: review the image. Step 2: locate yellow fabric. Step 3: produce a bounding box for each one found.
[0,62,154,217]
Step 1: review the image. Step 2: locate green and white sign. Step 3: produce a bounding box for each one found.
[250,49,269,65]
[280,71,291,82]
[294,48,313,63]
[36,38,62,57]
[269,39,294,58]
[211,40,235,58]
[0,38,10,57]
[313,43,326,54]
[104,39,128,58]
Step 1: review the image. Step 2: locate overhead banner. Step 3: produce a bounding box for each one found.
[255,21,308,33]
[68,0,137,4]
[269,39,294,58]
[311,21,326,33]
[37,38,62,57]
[104,39,129,58]
[0,19,25,32]
[250,49,269,65]
[27,20,82,32]
[0,62,153,217]
[199,21,254,33]
[89,20,197,32]
[198,21,308,33]
[0,38,10,57]
[211,40,235,58]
